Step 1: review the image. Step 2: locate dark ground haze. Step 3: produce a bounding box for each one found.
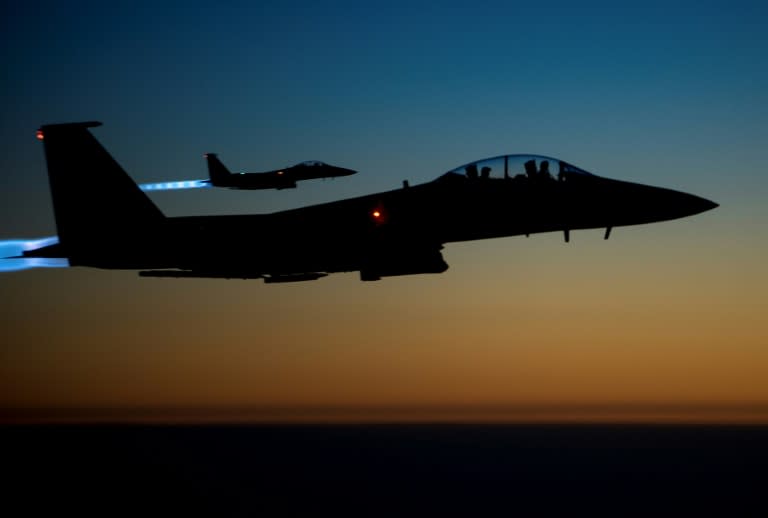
[3,424,766,517]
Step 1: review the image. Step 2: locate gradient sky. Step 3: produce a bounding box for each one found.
[2,1,767,422]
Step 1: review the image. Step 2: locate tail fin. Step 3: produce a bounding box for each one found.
[205,153,232,186]
[37,121,166,267]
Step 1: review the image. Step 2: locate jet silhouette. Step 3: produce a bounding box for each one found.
[204,153,357,190]
[25,121,717,282]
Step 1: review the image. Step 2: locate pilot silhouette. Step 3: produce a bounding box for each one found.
[524,159,537,179]
[481,166,491,179]
[466,164,479,179]
[539,160,551,180]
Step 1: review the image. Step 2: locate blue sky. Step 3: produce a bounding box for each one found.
[2,2,766,220]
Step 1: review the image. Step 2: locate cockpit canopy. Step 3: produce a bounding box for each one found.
[297,160,328,167]
[441,154,595,182]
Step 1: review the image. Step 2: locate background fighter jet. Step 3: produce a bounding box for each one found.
[24,122,717,282]
[204,153,357,190]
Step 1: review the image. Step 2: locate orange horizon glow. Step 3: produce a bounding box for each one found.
[3,233,766,426]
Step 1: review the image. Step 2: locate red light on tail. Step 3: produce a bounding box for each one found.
[36,130,44,141]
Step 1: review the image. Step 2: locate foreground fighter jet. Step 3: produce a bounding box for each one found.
[24,121,717,282]
[204,153,356,190]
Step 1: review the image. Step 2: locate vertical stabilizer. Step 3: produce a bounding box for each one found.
[205,153,233,186]
[37,121,166,267]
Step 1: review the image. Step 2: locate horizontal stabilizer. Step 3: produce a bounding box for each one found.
[22,242,66,258]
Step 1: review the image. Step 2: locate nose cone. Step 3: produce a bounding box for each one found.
[337,166,357,177]
[650,189,719,222]
[610,181,719,226]
[678,192,719,217]
[699,197,718,213]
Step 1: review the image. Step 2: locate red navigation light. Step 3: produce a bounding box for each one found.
[370,206,387,225]
[36,130,44,141]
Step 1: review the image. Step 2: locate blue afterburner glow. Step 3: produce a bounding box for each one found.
[0,236,59,258]
[140,179,210,191]
[0,257,69,272]
[0,235,68,271]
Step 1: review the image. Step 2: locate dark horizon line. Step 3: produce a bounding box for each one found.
[3,402,768,425]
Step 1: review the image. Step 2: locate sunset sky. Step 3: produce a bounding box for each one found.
[1,1,766,423]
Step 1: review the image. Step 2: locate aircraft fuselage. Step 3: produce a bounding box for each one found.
[151,171,716,278]
[26,123,717,282]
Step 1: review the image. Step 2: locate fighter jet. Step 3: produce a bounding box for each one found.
[204,153,357,190]
[24,121,717,282]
